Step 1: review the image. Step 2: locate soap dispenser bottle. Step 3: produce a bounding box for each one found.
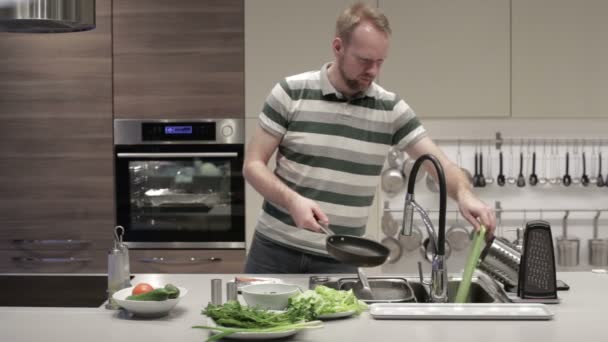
[106,226,131,309]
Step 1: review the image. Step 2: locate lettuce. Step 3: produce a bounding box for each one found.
[286,285,368,321]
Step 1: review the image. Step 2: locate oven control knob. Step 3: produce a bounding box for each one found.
[221,125,234,137]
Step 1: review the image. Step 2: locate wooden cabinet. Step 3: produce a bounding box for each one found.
[379,0,510,118]
[113,0,244,119]
[0,250,107,273]
[512,0,608,118]
[129,249,246,273]
[0,0,114,272]
[245,0,375,118]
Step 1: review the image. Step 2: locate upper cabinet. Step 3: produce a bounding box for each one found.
[512,0,608,118]
[379,0,510,118]
[0,0,114,264]
[245,0,375,118]
[113,0,244,119]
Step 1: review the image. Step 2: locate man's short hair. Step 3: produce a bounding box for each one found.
[335,2,391,43]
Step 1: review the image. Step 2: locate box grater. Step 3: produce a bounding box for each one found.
[517,220,558,300]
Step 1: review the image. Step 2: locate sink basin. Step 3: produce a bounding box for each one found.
[335,273,509,303]
[310,274,553,320]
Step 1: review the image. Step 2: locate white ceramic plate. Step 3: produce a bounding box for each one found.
[317,310,356,320]
[112,286,187,317]
[206,317,298,340]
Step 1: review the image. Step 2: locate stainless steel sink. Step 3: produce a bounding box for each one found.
[315,272,510,303]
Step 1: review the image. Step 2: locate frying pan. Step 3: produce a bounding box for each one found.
[319,223,390,267]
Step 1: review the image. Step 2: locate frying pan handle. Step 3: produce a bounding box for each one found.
[318,221,334,236]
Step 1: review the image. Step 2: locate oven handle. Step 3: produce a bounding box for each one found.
[117,152,238,158]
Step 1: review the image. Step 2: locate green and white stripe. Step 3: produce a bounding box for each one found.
[255,63,426,256]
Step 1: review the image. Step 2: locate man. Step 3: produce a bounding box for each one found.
[243,2,496,274]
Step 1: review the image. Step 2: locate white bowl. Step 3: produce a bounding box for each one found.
[112,286,187,317]
[240,283,300,310]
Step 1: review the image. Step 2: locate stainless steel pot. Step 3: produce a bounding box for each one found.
[399,223,423,252]
[381,236,403,264]
[478,236,521,289]
[381,167,405,196]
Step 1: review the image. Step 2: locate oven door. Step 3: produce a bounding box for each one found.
[115,144,244,248]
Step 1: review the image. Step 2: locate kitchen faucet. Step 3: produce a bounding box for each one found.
[401,154,448,303]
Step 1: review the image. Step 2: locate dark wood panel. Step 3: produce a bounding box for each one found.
[113,0,244,119]
[0,0,112,118]
[0,117,111,156]
[0,0,114,260]
[0,250,107,273]
[130,249,246,273]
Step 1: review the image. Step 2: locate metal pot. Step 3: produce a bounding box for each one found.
[387,147,406,169]
[402,158,425,183]
[381,167,405,196]
[381,211,399,237]
[399,223,423,252]
[446,214,470,251]
[381,236,403,264]
[478,236,521,289]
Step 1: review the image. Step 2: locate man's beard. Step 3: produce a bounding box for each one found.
[338,57,367,94]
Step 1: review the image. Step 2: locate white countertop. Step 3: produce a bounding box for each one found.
[1,272,607,342]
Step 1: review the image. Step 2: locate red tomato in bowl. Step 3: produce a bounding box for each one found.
[132,283,154,295]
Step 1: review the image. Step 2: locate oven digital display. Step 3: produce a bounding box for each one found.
[142,122,216,141]
[165,126,193,135]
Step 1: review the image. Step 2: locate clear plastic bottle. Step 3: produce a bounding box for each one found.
[106,226,131,309]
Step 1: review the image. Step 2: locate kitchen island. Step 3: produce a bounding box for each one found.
[1,272,606,342]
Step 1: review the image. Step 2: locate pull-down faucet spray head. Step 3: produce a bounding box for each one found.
[402,193,415,236]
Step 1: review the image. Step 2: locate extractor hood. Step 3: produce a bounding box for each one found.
[0,0,95,33]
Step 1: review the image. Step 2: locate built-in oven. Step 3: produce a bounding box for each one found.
[114,119,245,249]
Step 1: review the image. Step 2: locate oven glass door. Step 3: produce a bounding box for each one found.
[115,144,244,247]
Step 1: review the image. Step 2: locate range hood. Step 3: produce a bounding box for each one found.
[0,0,95,33]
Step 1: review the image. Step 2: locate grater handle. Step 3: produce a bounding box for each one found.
[562,211,569,237]
[593,211,601,239]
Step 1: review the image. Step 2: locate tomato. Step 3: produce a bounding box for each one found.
[132,283,154,295]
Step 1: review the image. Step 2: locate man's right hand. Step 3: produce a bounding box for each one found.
[286,194,328,233]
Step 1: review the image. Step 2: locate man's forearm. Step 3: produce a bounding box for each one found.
[243,160,300,210]
[423,160,472,202]
[443,163,473,202]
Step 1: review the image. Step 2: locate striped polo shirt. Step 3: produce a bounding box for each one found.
[254,62,426,256]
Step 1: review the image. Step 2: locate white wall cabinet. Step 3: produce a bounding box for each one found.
[512,0,608,118]
[379,0,510,118]
[245,0,375,117]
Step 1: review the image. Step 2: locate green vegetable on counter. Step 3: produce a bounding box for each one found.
[194,286,365,341]
[202,301,304,328]
[287,285,368,321]
[194,321,323,342]
[126,284,180,301]
[194,301,322,342]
